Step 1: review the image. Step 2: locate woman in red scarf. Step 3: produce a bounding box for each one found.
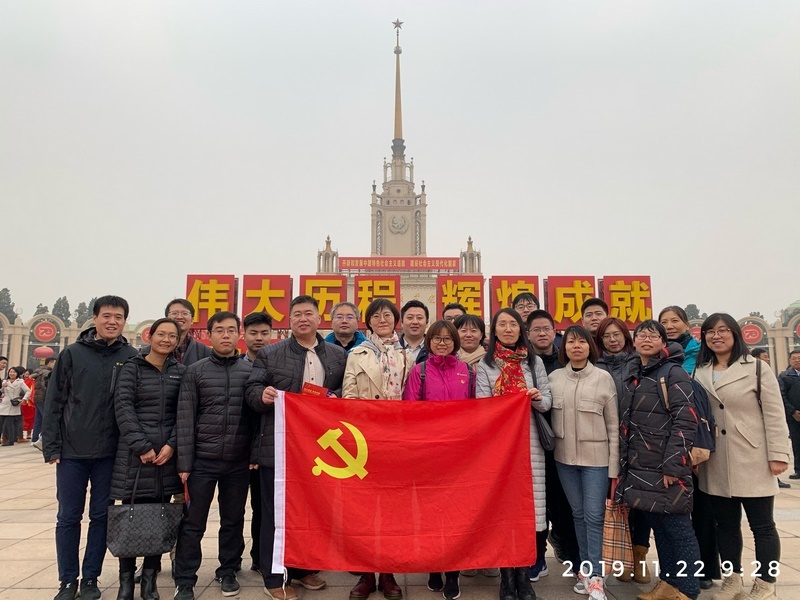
[476,308,551,600]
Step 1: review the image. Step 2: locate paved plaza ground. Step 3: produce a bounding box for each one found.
[2,443,800,600]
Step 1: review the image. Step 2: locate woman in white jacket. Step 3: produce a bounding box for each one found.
[476,308,551,600]
[1,366,31,446]
[548,326,618,600]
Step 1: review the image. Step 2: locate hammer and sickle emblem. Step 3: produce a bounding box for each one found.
[312,421,369,480]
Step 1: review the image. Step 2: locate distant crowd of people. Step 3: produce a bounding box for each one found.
[23,292,799,600]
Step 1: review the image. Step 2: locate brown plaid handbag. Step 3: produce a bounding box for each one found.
[601,479,634,573]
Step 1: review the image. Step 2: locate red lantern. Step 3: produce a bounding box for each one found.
[32,346,55,359]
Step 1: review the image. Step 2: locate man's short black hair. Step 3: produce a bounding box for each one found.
[44,357,57,366]
[244,312,273,329]
[0,356,7,362]
[401,299,429,321]
[789,349,800,358]
[526,309,555,329]
[207,311,241,332]
[165,298,195,317]
[751,348,768,359]
[442,303,467,315]
[92,295,130,319]
[580,297,608,316]
[512,292,540,309]
[290,295,319,311]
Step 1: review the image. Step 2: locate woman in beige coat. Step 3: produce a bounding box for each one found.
[342,298,413,600]
[695,313,790,600]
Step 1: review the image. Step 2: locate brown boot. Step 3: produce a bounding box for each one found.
[636,580,692,600]
[349,574,377,600]
[377,574,402,600]
[633,545,652,584]
[616,567,633,582]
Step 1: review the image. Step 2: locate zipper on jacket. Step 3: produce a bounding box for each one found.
[222,361,230,459]
[157,366,166,498]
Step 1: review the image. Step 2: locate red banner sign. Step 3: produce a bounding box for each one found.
[274,391,536,572]
[186,274,237,330]
[436,276,484,319]
[602,276,653,328]
[242,275,293,329]
[546,276,596,331]
[339,257,460,271]
[354,276,401,319]
[299,276,347,325]
[490,276,540,316]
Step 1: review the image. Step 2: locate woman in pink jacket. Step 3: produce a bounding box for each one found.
[403,319,475,600]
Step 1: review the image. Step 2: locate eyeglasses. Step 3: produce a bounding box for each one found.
[168,311,192,318]
[433,336,454,345]
[333,314,357,322]
[704,328,732,338]
[211,327,239,337]
[530,326,553,334]
[602,332,624,341]
[497,322,520,330]
[514,303,537,310]
[370,312,394,322]
[635,332,662,341]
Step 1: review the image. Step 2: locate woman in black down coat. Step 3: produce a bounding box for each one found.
[111,318,186,600]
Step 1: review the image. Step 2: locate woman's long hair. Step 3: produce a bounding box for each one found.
[483,308,533,367]
[595,317,634,355]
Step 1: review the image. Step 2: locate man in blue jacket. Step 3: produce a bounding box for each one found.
[324,301,366,354]
[44,295,138,600]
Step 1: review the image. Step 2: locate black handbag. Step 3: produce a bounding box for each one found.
[106,464,184,558]
[533,410,556,452]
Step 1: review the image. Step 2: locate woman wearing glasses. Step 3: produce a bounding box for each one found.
[658,306,701,374]
[343,298,414,600]
[695,314,790,600]
[549,325,618,600]
[403,320,476,600]
[617,320,700,600]
[476,308,550,600]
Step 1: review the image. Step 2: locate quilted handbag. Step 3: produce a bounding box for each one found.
[106,465,184,558]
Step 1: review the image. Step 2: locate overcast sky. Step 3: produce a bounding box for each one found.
[2,1,798,324]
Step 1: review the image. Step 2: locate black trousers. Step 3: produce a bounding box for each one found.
[641,512,701,600]
[691,474,720,580]
[710,494,780,584]
[259,466,313,588]
[544,450,580,565]
[249,468,262,566]
[174,458,250,586]
[788,417,800,474]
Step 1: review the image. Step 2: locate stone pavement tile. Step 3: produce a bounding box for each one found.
[0,508,58,523]
[0,559,53,587]
[0,498,57,511]
[0,522,56,539]
[0,589,59,599]
[0,538,68,560]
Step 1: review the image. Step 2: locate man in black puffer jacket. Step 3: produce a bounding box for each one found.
[44,296,138,600]
[245,295,346,600]
[173,312,255,600]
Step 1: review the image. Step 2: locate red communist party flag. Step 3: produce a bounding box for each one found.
[271,391,536,574]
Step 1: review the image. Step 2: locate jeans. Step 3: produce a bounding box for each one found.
[174,458,250,587]
[544,450,580,565]
[259,466,314,588]
[555,463,608,577]
[641,512,701,599]
[710,495,780,584]
[55,457,115,582]
[32,402,44,442]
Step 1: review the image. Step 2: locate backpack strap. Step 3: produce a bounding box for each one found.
[419,360,427,401]
[654,363,680,413]
[527,352,538,389]
[468,364,476,398]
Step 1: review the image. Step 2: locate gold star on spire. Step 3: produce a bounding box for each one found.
[392,19,403,29]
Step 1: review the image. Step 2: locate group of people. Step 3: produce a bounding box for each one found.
[39,292,792,600]
[0,356,53,447]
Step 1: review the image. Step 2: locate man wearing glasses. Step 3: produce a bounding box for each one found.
[325,302,366,354]
[174,311,255,600]
[163,299,213,366]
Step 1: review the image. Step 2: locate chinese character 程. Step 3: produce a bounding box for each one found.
[608,280,652,324]
[245,280,286,321]
[552,280,593,324]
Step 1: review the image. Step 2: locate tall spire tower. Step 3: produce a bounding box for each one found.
[370,19,428,257]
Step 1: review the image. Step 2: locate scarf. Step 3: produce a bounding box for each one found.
[368,332,406,399]
[671,331,692,349]
[492,342,528,396]
[458,345,486,368]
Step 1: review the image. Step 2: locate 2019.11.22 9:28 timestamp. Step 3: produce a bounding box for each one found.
[561,560,781,579]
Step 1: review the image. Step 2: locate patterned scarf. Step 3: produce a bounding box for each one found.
[492,342,528,396]
[369,332,406,399]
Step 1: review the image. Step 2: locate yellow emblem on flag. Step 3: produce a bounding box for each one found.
[312,421,369,480]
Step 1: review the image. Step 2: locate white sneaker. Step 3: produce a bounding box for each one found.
[573,576,588,595]
[585,576,606,600]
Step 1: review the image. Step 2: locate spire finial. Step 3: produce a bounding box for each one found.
[391,19,405,157]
